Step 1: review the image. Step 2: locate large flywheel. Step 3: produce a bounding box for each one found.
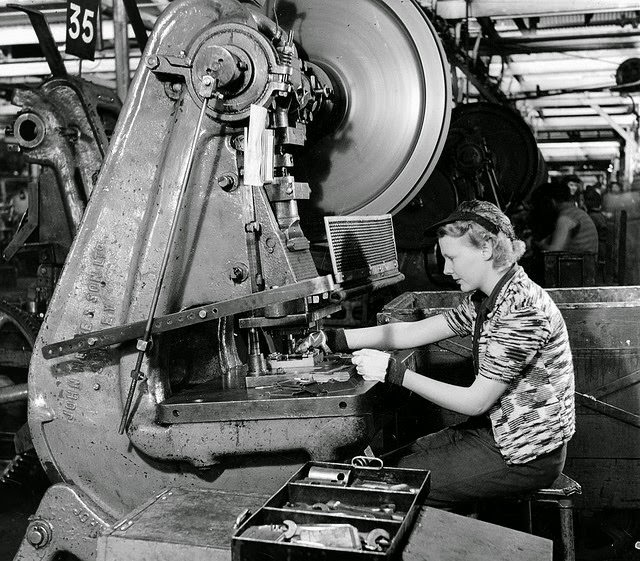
[264,0,451,227]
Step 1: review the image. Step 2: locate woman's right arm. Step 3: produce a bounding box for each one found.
[344,313,455,351]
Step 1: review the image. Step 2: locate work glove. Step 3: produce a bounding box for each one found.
[351,349,407,386]
[294,329,349,354]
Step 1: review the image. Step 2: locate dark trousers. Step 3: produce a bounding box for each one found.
[383,418,567,508]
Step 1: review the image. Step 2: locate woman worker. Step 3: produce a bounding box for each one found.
[298,200,575,507]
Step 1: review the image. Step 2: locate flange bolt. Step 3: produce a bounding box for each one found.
[217,174,237,191]
[229,263,248,284]
[26,520,52,549]
[145,55,160,69]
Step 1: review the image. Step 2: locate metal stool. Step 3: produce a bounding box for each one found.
[523,474,582,561]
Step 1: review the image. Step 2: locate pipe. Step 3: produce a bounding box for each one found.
[247,7,285,47]
[0,383,28,404]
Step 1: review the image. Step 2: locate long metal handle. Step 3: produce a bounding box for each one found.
[119,76,216,434]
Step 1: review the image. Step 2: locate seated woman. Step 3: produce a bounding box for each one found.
[298,200,575,508]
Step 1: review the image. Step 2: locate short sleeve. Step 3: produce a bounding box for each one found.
[442,295,475,337]
[479,305,552,383]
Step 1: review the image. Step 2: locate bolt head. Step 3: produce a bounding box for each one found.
[27,528,44,546]
[145,55,160,69]
[198,310,207,319]
[26,522,51,549]
[218,175,231,187]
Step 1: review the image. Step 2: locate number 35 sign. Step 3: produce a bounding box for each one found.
[66,0,99,60]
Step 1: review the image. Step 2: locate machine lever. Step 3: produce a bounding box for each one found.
[118,75,217,434]
[43,275,335,359]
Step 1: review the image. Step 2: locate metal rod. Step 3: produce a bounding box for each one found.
[44,274,336,358]
[0,383,28,404]
[113,0,130,102]
[122,0,148,52]
[119,77,215,434]
[330,273,405,303]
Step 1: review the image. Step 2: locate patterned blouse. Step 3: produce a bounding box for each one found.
[443,266,575,464]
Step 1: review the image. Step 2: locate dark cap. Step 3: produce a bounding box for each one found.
[426,210,501,236]
[425,200,516,240]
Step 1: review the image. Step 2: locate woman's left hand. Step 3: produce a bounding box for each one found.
[351,349,390,382]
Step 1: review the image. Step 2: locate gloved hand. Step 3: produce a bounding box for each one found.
[351,349,407,386]
[294,331,331,354]
[294,329,349,354]
[351,349,390,382]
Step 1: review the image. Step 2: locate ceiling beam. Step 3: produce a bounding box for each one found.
[426,0,640,20]
[0,54,141,78]
[479,31,640,55]
[536,129,621,143]
[523,94,639,109]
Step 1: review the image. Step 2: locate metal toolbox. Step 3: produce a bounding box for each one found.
[232,461,430,560]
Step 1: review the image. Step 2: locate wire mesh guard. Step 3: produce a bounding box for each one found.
[324,215,399,284]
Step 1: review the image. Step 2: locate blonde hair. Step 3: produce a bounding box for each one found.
[438,201,526,268]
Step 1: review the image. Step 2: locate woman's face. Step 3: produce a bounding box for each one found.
[439,233,490,293]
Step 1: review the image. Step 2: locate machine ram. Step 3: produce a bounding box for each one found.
[13,0,451,559]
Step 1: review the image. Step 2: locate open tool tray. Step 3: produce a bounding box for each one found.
[232,461,430,560]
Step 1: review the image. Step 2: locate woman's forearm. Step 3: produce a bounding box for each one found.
[402,370,507,416]
[344,314,454,351]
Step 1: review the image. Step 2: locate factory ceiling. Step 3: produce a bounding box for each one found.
[0,0,638,171]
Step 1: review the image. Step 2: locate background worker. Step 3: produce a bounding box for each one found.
[537,182,598,255]
[583,187,609,265]
[297,200,575,508]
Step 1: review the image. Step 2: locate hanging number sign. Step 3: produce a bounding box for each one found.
[65,0,99,60]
